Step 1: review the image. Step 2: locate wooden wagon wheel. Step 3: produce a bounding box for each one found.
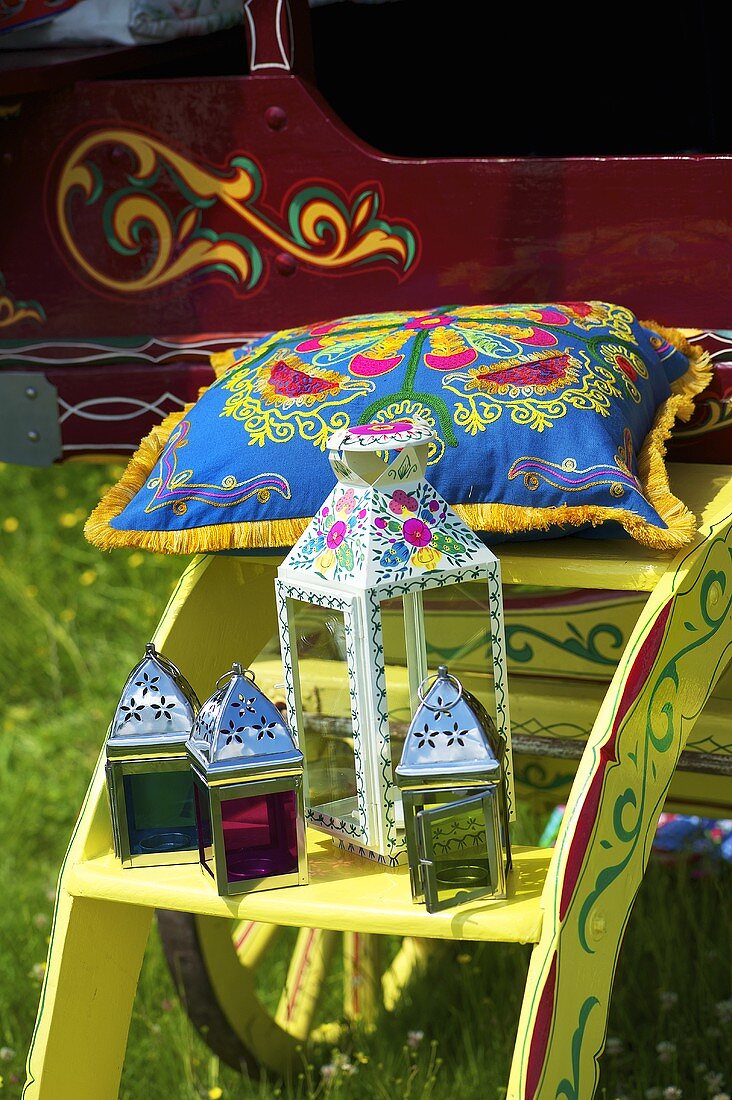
[157,912,437,1076]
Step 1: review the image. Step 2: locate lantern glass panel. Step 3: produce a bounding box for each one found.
[122,770,197,856]
[380,595,413,774]
[193,778,215,878]
[289,600,357,822]
[423,580,498,727]
[221,790,299,883]
[416,789,498,912]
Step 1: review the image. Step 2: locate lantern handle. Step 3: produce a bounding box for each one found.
[146,642,188,688]
[214,662,256,689]
[417,667,463,710]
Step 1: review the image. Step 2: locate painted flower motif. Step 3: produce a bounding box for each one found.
[300,487,367,577]
[377,488,460,572]
[326,520,347,549]
[350,419,414,436]
[403,517,432,547]
[389,488,418,516]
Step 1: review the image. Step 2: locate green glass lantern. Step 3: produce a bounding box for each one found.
[106,643,200,868]
[396,665,512,912]
[187,663,308,897]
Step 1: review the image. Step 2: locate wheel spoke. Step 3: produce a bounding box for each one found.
[234,920,282,969]
[343,931,383,1024]
[275,927,339,1041]
[382,937,438,1011]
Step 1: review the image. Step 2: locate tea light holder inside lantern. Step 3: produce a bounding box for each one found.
[276,418,514,865]
[106,643,200,868]
[187,663,308,896]
[396,665,512,912]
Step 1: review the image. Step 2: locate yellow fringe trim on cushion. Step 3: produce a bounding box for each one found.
[210,349,237,377]
[84,329,713,556]
[641,319,697,359]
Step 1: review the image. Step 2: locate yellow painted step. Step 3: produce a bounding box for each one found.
[68,830,549,944]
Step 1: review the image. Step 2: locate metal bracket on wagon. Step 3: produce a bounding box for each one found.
[0,371,61,466]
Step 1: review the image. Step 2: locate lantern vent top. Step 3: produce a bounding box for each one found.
[396,666,503,783]
[108,643,199,745]
[187,663,302,777]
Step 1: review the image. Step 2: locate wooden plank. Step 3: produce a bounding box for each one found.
[67,833,548,944]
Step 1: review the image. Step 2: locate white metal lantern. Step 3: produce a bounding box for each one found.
[276,418,513,864]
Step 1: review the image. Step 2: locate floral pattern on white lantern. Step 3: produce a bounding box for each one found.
[276,418,513,864]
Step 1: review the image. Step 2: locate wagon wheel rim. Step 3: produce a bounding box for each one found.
[157,911,438,1077]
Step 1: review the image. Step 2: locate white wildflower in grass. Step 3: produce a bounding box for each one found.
[656,1040,677,1064]
[0,1048,15,1062]
[407,1030,424,1051]
[715,998,732,1025]
[321,1050,357,1079]
[32,913,49,930]
[706,1073,726,1095]
[659,990,679,1011]
[605,1036,624,1056]
[711,1094,730,1100]
[663,1088,682,1100]
[30,962,46,983]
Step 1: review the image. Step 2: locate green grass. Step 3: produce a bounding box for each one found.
[0,461,730,1100]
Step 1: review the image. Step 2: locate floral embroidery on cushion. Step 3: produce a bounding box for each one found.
[219,353,373,449]
[443,348,626,433]
[254,353,344,407]
[144,419,291,515]
[598,344,649,404]
[508,426,640,500]
[464,351,578,395]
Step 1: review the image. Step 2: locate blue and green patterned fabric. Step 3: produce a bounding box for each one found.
[86,301,708,554]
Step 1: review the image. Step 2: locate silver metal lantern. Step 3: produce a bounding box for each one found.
[106,643,200,868]
[396,665,512,912]
[187,662,308,896]
[276,417,513,866]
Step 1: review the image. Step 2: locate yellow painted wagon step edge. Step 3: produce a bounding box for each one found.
[67,830,549,944]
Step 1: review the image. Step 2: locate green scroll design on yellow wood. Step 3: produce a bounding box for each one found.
[511,517,732,1100]
[55,129,418,295]
[555,996,599,1100]
[576,546,732,954]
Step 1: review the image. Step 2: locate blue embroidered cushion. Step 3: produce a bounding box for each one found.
[85,302,710,554]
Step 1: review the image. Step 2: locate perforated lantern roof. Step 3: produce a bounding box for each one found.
[187,663,302,782]
[107,643,199,755]
[396,666,502,785]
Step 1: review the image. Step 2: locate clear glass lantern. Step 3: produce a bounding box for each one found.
[187,663,308,896]
[276,418,514,864]
[106,642,200,868]
[396,665,512,912]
